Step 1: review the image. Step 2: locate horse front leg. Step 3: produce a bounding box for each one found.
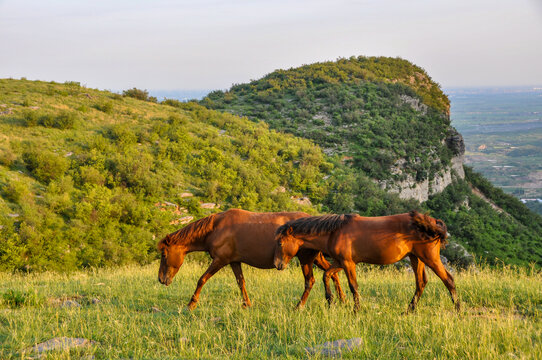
[407,254,428,312]
[296,261,316,309]
[186,259,226,310]
[230,262,252,308]
[422,255,460,312]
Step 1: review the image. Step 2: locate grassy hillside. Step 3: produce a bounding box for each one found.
[0,79,335,271]
[1,262,540,359]
[204,56,453,181]
[202,57,542,267]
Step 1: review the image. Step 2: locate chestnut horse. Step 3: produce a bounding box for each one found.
[273,211,459,312]
[157,209,345,310]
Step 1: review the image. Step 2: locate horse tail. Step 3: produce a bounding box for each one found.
[409,210,448,245]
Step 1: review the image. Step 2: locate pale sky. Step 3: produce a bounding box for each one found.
[1,0,541,91]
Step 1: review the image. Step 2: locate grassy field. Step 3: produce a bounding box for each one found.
[1,260,541,359]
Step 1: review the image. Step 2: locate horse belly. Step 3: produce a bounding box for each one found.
[353,237,410,265]
[233,233,276,269]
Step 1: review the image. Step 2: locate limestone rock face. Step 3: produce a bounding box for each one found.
[381,127,466,203]
[446,129,465,155]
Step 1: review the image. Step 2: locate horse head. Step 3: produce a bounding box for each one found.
[273,226,303,270]
[157,234,186,286]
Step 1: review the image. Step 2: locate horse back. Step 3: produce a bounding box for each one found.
[333,213,416,264]
[206,209,310,268]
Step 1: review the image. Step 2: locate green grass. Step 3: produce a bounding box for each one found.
[1,262,540,359]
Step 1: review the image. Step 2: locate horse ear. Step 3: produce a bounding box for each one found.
[286,226,293,236]
[409,210,423,224]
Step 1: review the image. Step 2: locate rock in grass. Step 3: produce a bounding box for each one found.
[305,338,362,357]
[61,300,81,308]
[26,337,96,354]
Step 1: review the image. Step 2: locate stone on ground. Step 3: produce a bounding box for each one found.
[26,337,95,354]
[305,337,363,357]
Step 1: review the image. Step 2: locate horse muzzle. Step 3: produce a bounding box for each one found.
[158,275,172,286]
[274,258,285,270]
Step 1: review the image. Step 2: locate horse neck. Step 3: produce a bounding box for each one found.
[183,235,207,253]
[299,233,330,252]
[172,232,208,253]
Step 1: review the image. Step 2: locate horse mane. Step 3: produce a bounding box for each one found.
[409,210,447,244]
[158,213,217,249]
[277,214,355,238]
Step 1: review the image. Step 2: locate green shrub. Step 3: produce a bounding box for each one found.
[22,109,39,126]
[39,113,56,127]
[94,101,114,114]
[162,98,183,107]
[123,88,152,101]
[0,145,16,166]
[76,104,90,113]
[79,165,106,185]
[23,149,69,183]
[2,179,32,203]
[108,124,138,146]
[54,111,78,129]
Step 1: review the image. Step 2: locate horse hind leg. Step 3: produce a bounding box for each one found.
[342,260,361,311]
[323,262,343,306]
[186,259,226,310]
[230,262,252,308]
[314,252,346,302]
[407,255,428,312]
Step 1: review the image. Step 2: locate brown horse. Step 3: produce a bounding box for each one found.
[157,209,345,310]
[273,211,459,312]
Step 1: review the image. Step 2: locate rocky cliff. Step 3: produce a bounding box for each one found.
[383,131,466,202]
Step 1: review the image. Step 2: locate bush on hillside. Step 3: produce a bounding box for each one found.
[22,149,70,183]
[94,101,114,114]
[123,88,157,102]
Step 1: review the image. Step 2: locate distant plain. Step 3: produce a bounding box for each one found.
[449,87,542,211]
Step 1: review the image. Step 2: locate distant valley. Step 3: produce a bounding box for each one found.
[448,87,542,214]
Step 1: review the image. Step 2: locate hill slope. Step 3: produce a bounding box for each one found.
[202,56,542,266]
[0,79,335,271]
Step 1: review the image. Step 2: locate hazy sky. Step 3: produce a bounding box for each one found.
[1,0,541,91]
